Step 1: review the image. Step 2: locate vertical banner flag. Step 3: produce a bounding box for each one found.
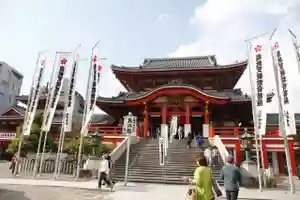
[270,39,296,136]
[289,29,300,76]
[64,54,79,132]
[42,52,72,132]
[248,39,267,136]
[23,54,47,135]
[159,137,165,166]
[82,54,103,135]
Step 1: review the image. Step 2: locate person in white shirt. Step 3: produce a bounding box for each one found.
[98,155,113,189]
[204,146,212,166]
[212,146,218,166]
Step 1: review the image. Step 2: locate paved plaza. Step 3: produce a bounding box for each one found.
[1,179,300,200]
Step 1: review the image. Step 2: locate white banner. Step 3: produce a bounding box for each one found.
[64,54,79,132]
[270,40,296,136]
[248,39,268,136]
[81,55,103,135]
[159,137,165,166]
[42,52,72,132]
[23,54,47,135]
[161,124,168,156]
[289,29,300,77]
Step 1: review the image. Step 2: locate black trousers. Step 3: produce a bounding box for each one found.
[225,190,239,200]
[98,172,111,188]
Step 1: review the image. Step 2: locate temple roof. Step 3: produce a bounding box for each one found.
[97,83,251,103]
[111,56,247,71]
[142,55,217,68]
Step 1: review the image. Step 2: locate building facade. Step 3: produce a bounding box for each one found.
[0,62,23,112]
[92,55,300,176]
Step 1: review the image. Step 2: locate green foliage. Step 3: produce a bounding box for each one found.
[63,136,116,156]
[6,113,51,153]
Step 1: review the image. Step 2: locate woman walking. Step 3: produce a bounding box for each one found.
[184,156,214,200]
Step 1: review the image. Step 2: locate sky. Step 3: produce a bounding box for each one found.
[1,0,300,114]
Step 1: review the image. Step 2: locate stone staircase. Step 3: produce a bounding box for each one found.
[112,138,224,185]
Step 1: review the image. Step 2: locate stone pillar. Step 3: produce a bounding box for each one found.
[143,104,148,137]
[272,152,279,176]
[204,100,210,124]
[184,103,191,138]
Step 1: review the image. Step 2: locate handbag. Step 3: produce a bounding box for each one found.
[186,182,197,200]
[212,179,222,197]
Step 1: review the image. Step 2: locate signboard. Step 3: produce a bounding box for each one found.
[0,132,16,141]
[159,137,165,166]
[123,113,137,135]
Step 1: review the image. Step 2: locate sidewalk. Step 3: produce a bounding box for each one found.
[0,178,300,200]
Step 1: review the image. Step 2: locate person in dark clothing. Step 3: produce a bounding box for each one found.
[220,155,241,200]
[186,132,193,148]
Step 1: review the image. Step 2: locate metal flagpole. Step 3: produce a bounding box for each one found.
[33,53,58,177]
[269,30,295,194]
[53,82,69,179]
[247,43,263,192]
[75,41,100,180]
[15,52,43,176]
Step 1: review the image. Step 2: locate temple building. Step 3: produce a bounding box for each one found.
[95,55,300,176]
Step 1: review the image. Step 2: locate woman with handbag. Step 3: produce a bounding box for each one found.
[184,156,214,200]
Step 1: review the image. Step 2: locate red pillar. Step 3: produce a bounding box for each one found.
[235,141,242,165]
[262,143,269,169]
[185,103,190,124]
[143,104,148,137]
[161,104,167,124]
[204,101,209,124]
[288,141,297,176]
[277,152,285,174]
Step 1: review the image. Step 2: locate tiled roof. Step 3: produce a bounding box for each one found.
[111,56,247,71]
[97,84,251,103]
[142,56,217,68]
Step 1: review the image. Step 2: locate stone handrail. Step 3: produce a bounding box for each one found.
[209,135,229,163]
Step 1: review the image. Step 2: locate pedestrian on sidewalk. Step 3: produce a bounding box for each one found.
[183,156,214,200]
[9,154,17,175]
[98,155,113,190]
[220,155,241,200]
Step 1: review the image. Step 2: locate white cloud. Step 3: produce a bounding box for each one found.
[171,0,300,112]
[158,13,172,22]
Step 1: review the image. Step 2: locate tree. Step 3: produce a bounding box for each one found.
[7,113,44,153]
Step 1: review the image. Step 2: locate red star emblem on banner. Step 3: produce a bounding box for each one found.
[93,56,97,63]
[98,65,102,71]
[61,58,67,65]
[254,45,262,53]
[40,60,45,66]
[274,42,279,49]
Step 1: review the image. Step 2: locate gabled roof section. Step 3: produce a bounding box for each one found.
[142,55,217,68]
[0,105,25,117]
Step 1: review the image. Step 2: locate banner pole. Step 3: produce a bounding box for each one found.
[35,53,58,176]
[19,52,43,177]
[246,43,263,192]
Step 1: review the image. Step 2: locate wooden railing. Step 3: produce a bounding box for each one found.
[213,126,280,137]
[89,125,122,134]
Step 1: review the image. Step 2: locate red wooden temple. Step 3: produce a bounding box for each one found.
[94,55,300,176]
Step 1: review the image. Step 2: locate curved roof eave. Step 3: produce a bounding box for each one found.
[111,61,247,73]
[127,84,230,101]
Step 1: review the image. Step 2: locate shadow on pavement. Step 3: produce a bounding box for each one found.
[0,188,31,200]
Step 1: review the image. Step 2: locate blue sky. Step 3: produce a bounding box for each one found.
[1,0,300,112]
